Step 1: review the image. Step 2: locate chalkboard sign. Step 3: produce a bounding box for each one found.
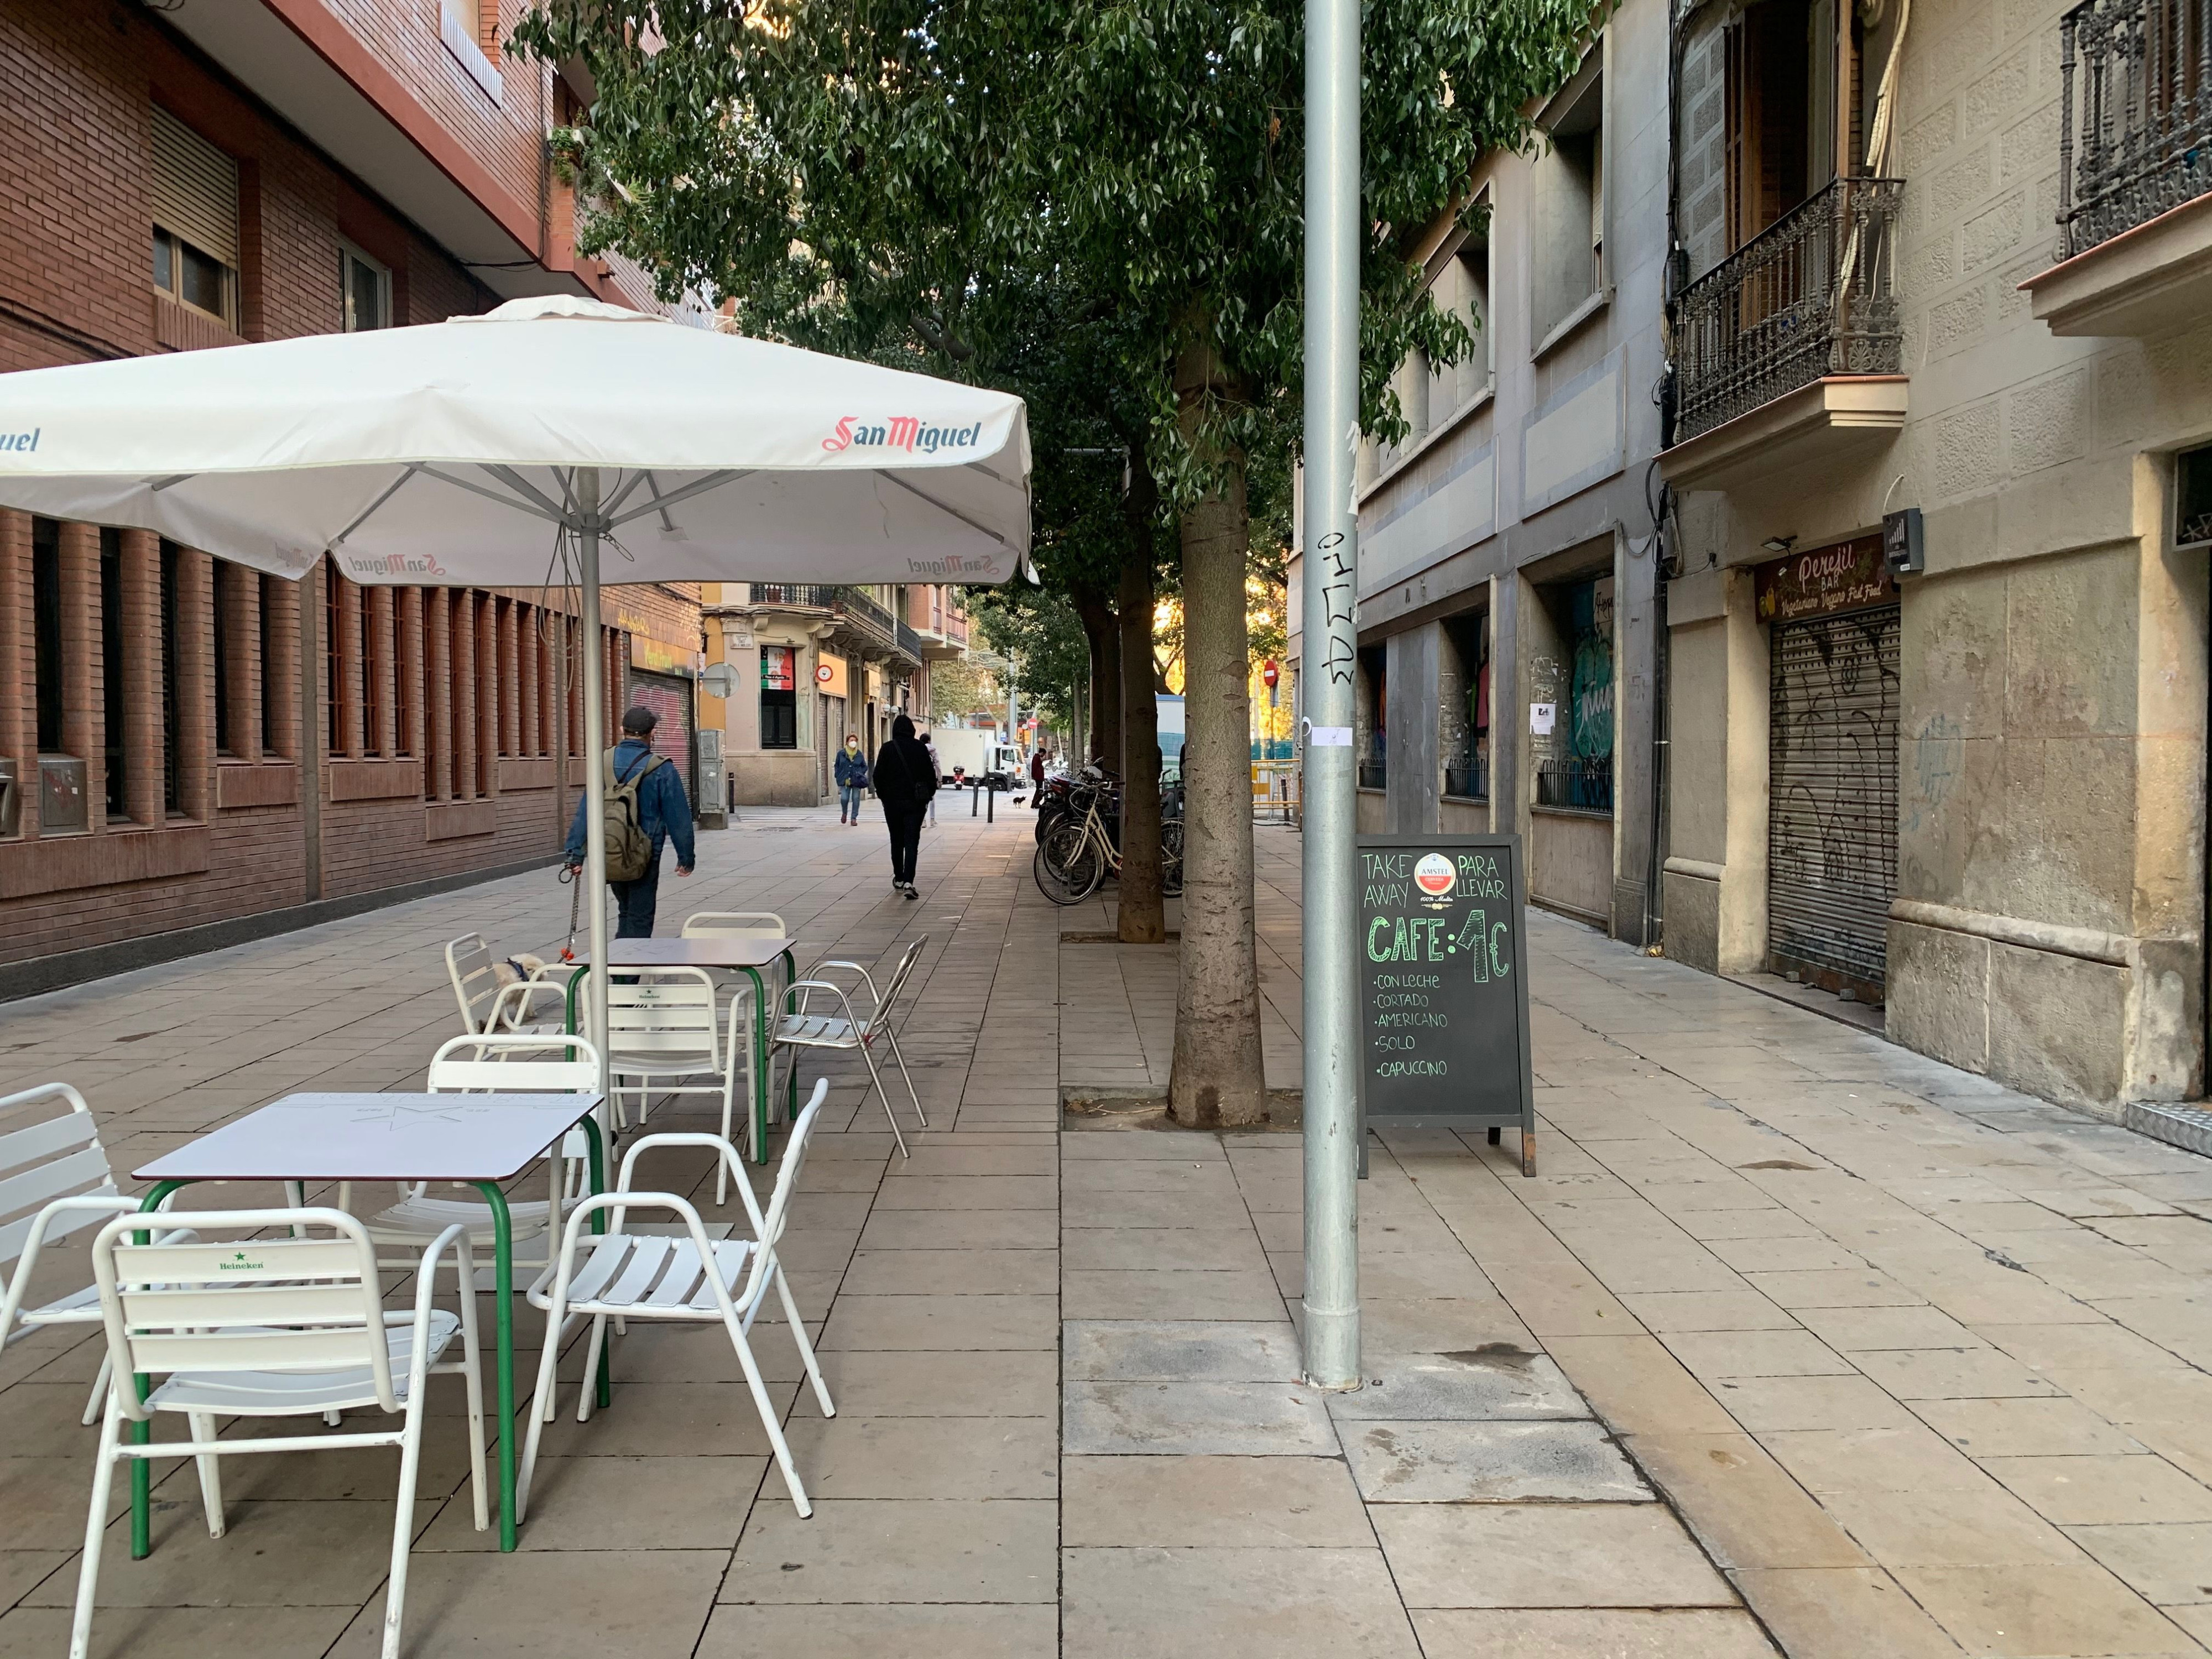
[1357,833,1536,1175]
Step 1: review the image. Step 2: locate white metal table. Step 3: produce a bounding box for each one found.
[562,936,800,1161]
[132,1091,607,1555]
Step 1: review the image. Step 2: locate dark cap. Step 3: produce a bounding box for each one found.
[620,705,658,735]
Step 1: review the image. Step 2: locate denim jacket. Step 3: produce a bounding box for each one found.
[834,748,870,788]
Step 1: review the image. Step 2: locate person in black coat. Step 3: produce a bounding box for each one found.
[873,713,937,899]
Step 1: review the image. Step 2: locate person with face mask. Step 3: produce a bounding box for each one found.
[834,734,869,825]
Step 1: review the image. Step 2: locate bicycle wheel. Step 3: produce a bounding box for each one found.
[1160,819,1186,897]
[1034,821,1104,905]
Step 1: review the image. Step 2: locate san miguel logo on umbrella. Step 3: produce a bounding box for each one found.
[821,416,987,455]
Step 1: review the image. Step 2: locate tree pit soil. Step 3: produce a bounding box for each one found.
[1062,1089,1303,1133]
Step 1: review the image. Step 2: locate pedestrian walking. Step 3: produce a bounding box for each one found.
[1030,744,1046,808]
[873,712,937,899]
[921,729,942,825]
[564,705,695,937]
[834,733,869,826]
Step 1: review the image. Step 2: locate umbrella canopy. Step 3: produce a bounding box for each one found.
[0,294,1029,587]
[0,294,1030,1118]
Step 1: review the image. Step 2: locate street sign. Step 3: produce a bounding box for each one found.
[1261,659,1279,688]
[1356,833,1536,1174]
[700,661,737,698]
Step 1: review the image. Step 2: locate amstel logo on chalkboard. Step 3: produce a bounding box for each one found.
[1413,853,1457,902]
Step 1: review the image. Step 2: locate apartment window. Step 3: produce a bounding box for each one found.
[361,590,384,757]
[1533,55,1605,344]
[100,530,128,817]
[326,570,343,756]
[159,541,184,815]
[1725,4,1812,249]
[761,645,799,749]
[32,518,62,754]
[1426,219,1494,429]
[151,108,239,328]
[258,575,278,755]
[340,244,390,332]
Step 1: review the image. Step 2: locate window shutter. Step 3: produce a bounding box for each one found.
[151,107,239,267]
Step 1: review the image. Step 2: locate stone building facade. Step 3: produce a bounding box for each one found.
[1656,0,2212,1130]
[1288,0,1671,945]
[0,0,702,994]
[696,584,966,809]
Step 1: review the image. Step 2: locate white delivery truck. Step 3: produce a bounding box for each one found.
[930,727,1023,790]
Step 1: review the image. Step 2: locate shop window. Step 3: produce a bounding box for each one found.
[1443,611,1490,800]
[1535,577,1615,813]
[340,244,390,333]
[1356,644,1387,790]
[214,562,245,758]
[32,517,62,754]
[151,108,239,328]
[159,541,184,816]
[362,588,385,758]
[761,645,798,748]
[1533,56,1606,344]
[2178,444,2212,546]
[100,530,128,817]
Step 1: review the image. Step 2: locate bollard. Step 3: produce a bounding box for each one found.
[971,781,979,817]
[987,782,995,823]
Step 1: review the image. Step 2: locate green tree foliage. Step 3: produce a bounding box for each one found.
[968,584,1092,732]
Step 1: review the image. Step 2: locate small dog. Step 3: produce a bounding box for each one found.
[487,952,551,1028]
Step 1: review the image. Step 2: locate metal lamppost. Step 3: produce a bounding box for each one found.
[1300,0,1363,1389]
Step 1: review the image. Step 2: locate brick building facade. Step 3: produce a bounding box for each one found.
[0,0,703,992]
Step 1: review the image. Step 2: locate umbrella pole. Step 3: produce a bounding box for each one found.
[577,467,612,1101]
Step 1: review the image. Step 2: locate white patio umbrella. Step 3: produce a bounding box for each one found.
[0,294,1030,1089]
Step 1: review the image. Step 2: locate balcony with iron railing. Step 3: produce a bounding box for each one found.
[1661,177,1910,490]
[1535,754,1614,815]
[2027,0,2212,333]
[748,583,838,610]
[1443,755,1489,801]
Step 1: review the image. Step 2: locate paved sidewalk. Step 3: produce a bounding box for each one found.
[0,807,2206,1657]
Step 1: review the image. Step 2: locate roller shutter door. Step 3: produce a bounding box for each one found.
[628,669,693,803]
[1767,606,1900,998]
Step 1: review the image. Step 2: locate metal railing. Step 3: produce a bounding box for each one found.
[1535,754,1614,814]
[836,586,898,640]
[896,618,926,660]
[748,583,837,609]
[2059,0,2212,256]
[1672,177,1905,444]
[1443,757,1489,800]
[1357,759,1386,790]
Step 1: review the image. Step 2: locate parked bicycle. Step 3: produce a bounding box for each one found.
[1033,775,1185,905]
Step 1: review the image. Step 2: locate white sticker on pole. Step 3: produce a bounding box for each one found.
[1529,702,1557,735]
[1303,721,1353,747]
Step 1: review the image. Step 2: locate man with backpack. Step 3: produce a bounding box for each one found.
[564,705,695,937]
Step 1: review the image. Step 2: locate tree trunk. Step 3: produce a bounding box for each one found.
[1167,332,1266,1128]
[1074,592,1121,771]
[1116,456,1165,945]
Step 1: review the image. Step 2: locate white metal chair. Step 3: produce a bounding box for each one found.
[682,912,789,1173]
[0,1082,192,1428]
[593,965,758,1197]
[518,1079,834,1522]
[71,1209,487,1659]
[352,1034,603,1281]
[772,937,930,1157]
[446,932,571,1036]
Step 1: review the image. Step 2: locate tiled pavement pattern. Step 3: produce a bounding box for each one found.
[0,806,2206,1656]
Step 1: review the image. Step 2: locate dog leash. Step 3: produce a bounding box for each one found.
[557,863,582,963]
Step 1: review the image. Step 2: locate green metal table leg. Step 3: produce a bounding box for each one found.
[470,1181,517,1552]
[780,950,799,1128]
[131,1180,189,1559]
[742,966,769,1165]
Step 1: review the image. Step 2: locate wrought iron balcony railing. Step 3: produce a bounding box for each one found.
[748,583,837,609]
[2058,0,2212,257]
[1671,177,1905,444]
[1357,759,1387,790]
[896,618,926,660]
[836,586,898,640]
